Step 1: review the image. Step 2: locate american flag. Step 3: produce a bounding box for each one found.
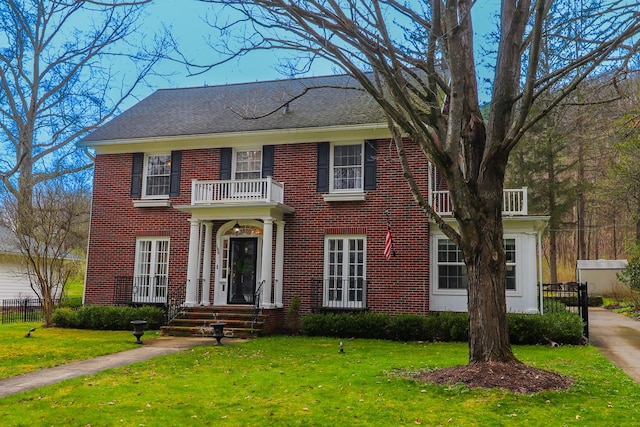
[384,228,393,260]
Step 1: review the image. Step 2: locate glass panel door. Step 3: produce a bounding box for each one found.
[133,238,169,303]
[227,237,258,304]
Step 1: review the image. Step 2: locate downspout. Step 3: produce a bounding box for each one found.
[538,229,544,314]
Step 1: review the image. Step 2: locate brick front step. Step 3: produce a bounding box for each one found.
[161,305,264,339]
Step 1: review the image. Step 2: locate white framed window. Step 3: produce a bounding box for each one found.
[505,238,516,291]
[330,143,363,192]
[133,237,170,303]
[323,235,366,308]
[234,149,262,180]
[143,154,171,198]
[436,238,516,291]
[436,239,467,290]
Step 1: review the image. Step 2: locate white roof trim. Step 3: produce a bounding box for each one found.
[80,123,391,154]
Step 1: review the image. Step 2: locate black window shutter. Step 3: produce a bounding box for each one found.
[169,150,182,197]
[262,145,274,177]
[316,142,330,192]
[131,152,144,198]
[220,147,232,180]
[364,140,377,190]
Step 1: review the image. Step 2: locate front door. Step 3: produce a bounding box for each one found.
[228,237,258,304]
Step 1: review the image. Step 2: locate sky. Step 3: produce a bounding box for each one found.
[133,1,498,107]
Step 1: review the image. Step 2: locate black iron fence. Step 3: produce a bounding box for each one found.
[311,278,368,312]
[114,276,186,324]
[542,282,589,338]
[1,297,82,324]
[114,276,171,305]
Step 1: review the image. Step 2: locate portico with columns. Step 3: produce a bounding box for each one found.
[176,202,293,309]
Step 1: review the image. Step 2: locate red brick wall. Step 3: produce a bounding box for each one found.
[86,141,431,315]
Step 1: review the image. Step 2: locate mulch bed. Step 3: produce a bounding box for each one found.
[410,362,574,394]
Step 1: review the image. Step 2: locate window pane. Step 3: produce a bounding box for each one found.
[332,144,362,190]
[145,155,171,196]
[324,236,366,307]
[506,265,516,290]
[437,238,515,291]
[505,239,516,263]
[135,238,170,303]
[235,150,262,180]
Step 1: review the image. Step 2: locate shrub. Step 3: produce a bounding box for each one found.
[58,297,83,309]
[543,297,568,313]
[388,314,434,341]
[539,311,585,344]
[284,295,302,334]
[433,311,469,342]
[302,312,391,339]
[52,307,79,328]
[618,255,640,291]
[52,305,165,330]
[301,310,584,345]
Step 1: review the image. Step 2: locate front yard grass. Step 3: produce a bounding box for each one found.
[0,322,159,379]
[1,334,640,426]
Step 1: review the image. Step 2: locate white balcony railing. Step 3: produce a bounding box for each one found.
[430,187,528,216]
[191,177,285,205]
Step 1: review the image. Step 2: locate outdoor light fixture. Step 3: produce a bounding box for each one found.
[233,221,241,234]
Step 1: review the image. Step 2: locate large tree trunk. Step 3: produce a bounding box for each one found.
[466,218,516,363]
[453,157,517,364]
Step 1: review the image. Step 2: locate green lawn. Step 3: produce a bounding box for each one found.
[1,332,639,426]
[63,276,84,299]
[0,322,159,379]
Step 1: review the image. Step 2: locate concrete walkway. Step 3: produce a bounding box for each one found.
[589,307,640,383]
[0,337,229,399]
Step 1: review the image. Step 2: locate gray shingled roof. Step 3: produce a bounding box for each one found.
[82,74,387,143]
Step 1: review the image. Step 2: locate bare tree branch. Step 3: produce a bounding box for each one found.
[0,0,171,207]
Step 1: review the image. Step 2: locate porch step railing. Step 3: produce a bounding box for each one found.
[311,278,368,311]
[191,177,285,205]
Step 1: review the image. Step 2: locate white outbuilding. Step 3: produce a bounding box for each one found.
[576,260,629,296]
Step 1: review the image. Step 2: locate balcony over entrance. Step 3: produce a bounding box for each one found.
[191,177,284,205]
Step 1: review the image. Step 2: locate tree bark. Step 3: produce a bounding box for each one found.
[465,214,516,363]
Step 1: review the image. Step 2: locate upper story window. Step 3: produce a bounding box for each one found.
[234,149,262,180]
[316,141,376,200]
[131,151,181,204]
[143,154,171,197]
[436,238,516,291]
[331,143,363,192]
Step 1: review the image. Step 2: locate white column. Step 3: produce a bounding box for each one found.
[260,218,274,308]
[201,221,213,306]
[274,220,285,308]
[185,219,201,306]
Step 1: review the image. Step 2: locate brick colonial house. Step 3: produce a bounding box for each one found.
[80,74,547,334]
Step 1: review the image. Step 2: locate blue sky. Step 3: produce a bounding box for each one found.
[141,1,498,104]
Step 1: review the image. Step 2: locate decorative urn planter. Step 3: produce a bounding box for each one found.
[210,322,226,345]
[130,320,147,344]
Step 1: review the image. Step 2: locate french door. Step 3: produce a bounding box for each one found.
[133,237,169,303]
